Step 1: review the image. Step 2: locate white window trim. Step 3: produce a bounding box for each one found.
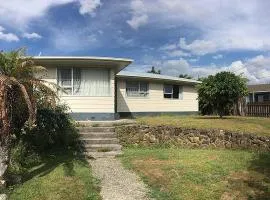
[163,84,183,100]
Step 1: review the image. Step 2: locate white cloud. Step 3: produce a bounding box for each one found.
[0,0,74,26]
[0,26,19,42]
[179,37,218,55]
[160,42,190,58]
[212,54,223,60]
[127,0,148,29]
[166,50,190,57]
[189,58,199,63]
[132,54,270,84]
[22,32,42,39]
[159,44,177,51]
[124,0,270,54]
[79,0,102,16]
[127,14,148,30]
[191,55,270,83]
[0,0,102,27]
[52,29,98,51]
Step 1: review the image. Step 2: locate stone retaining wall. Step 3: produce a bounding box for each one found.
[116,125,270,151]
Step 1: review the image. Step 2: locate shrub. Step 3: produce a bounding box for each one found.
[9,141,41,175]
[17,105,80,153]
[197,72,248,117]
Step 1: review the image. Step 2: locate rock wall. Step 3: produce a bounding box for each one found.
[116,125,270,151]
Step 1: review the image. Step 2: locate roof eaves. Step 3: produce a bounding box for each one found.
[117,71,201,84]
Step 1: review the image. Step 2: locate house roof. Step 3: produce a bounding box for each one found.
[247,84,270,92]
[117,71,201,84]
[33,56,133,73]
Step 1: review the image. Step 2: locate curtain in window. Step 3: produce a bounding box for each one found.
[179,86,183,100]
[58,69,71,87]
[126,81,149,97]
[74,68,110,96]
[58,69,72,95]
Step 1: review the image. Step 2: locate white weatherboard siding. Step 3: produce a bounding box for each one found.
[41,67,115,113]
[117,79,198,112]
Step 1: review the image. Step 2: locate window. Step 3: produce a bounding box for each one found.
[57,68,110,96]
[126,81,149,97]
[164,84,183,99]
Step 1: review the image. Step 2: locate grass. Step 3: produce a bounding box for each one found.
[138,115,270,136]
[120,147,270,200]
[8,152,101,200]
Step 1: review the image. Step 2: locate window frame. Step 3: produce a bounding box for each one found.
[126,81,149,97]
[57,67,111,97]
[57,67,73,95]
[163,84,183,100]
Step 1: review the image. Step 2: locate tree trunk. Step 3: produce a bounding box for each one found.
[10,78,35,126]
[0,138,10,188]
[0,81,10,188]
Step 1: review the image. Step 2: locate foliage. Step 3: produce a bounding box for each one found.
[179,74,193,79]
[147,66,161,74]
[9,141,41,175]
[0,48,58,134]
[197,71,248,117]
[18,105,80,153]
[0,48,58,183]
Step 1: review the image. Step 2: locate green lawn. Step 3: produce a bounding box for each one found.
[138,115,270,136]
[8,152,101,200]
[120,147,270,200]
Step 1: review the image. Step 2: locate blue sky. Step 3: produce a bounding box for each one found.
[0,0,270,83]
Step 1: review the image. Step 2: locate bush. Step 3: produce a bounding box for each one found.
[9,141,41,175]
[17,105,80,153]
[197,72,248,117]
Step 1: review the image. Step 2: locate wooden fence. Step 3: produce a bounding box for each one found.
[246,103,270,117]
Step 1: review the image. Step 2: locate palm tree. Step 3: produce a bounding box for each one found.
[147,66,161,74]
[0,48,57,186]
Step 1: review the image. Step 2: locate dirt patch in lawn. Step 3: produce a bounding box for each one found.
[132,158,177,191]
[223,170,270,200]
[121,148,270,200]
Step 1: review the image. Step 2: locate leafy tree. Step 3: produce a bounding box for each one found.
[179,74,193,79]
[0,48,57,186]
[197,71,248,118]
[147,66,161,74]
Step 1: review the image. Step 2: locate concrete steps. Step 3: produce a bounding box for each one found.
[83,144,122,151]
[84,151,123,159]
[78,123,122,158]
[81,138,119,144]
[77,127,115,132]
[80,132,117,139]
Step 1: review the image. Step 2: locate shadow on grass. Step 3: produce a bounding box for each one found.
[22,151,88,183]
[247,152,270,199]
[226,152,270,200]
[194,116,237,120]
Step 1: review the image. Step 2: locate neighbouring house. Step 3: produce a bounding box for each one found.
[34,56,200,120]
[247,84,270,103]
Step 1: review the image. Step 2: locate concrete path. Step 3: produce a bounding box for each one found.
[89,158,151,200]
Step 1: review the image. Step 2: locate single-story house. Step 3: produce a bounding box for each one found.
[34,56,200,120]
[247,84,270,103]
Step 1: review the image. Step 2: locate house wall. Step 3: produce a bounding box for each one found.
[40,67,115,120]
[116,79,199,115]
